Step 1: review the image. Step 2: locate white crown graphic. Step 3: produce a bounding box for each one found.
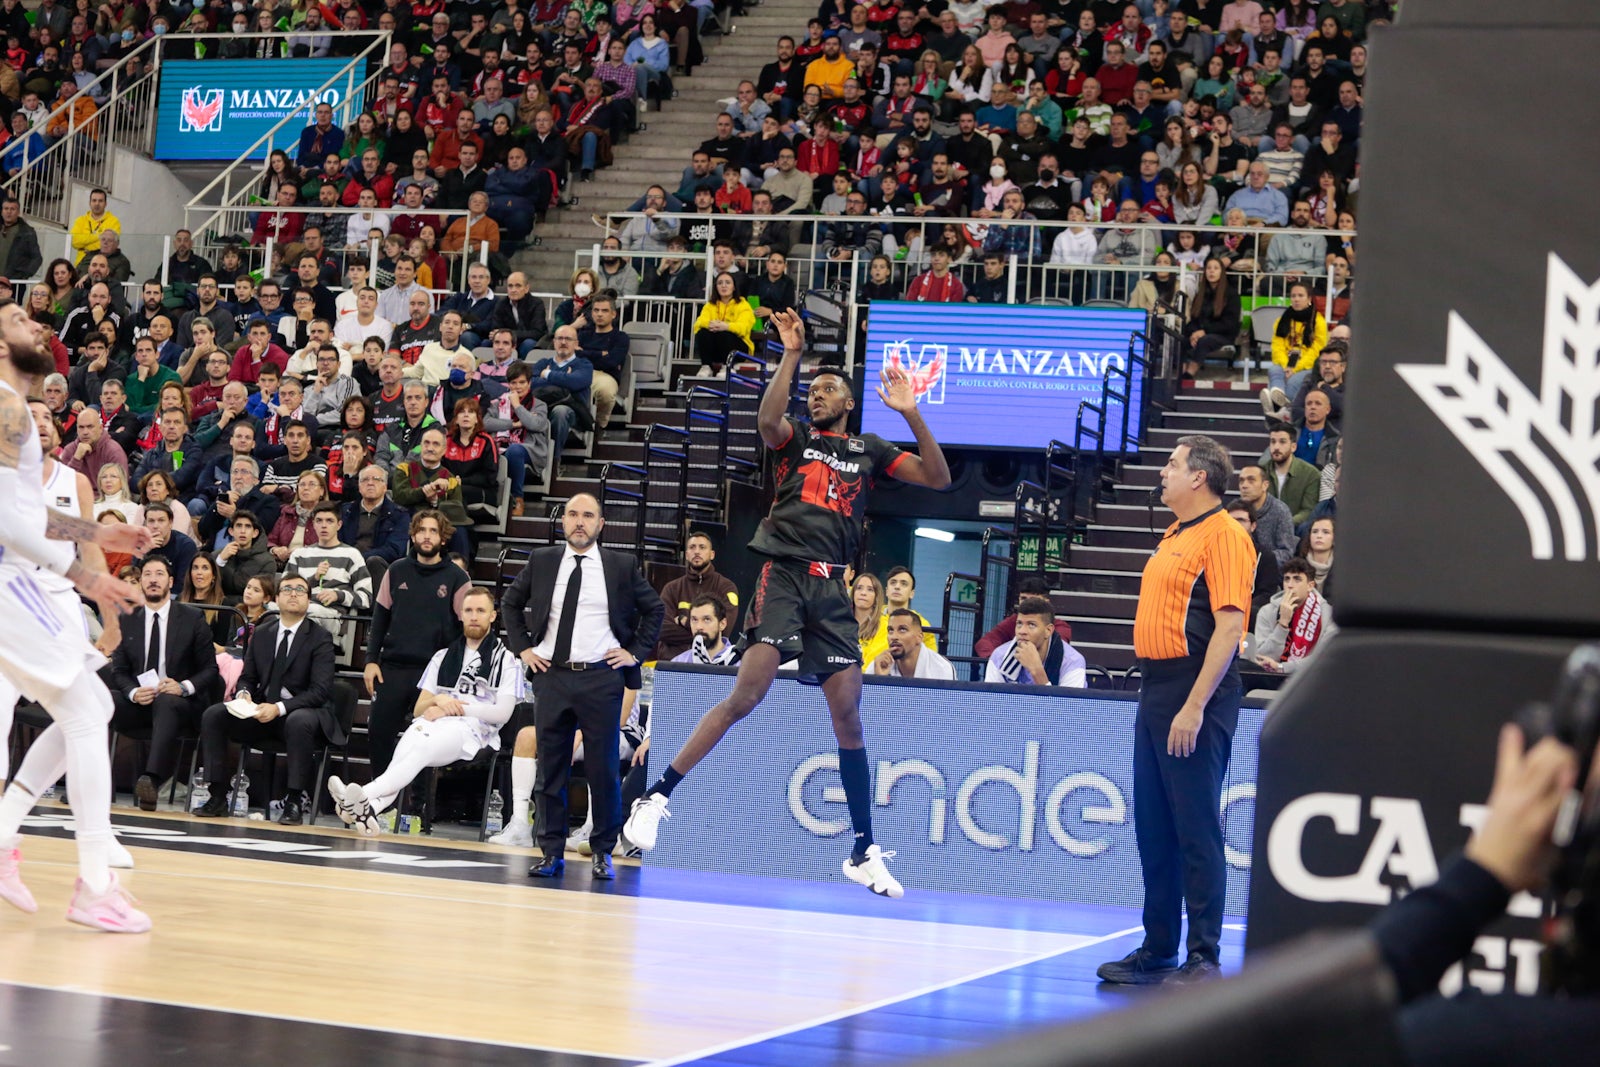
[1396,254,1600,561]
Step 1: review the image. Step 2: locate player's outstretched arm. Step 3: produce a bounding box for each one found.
[757,308,805,449]
[877,362,952,489]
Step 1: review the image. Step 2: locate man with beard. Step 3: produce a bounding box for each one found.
[624,310,950,897]
[868,609,956,679]
[500,493,663,881]
[0,299,152,932]
[330,586,523,835]
[654,529,740,660]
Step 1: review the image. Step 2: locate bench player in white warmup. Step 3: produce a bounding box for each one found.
[0,301,153,933]
[328,586,524,834]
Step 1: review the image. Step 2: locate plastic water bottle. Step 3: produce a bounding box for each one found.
[229,770,250,818]
[639,664,655,710]
[485,790,504,835]
[191,769,210,813]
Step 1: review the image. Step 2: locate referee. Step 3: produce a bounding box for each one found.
[1098,434,1257,987]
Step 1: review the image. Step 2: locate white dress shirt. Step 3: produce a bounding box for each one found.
[531,545,620,663]
[131,600,197,698]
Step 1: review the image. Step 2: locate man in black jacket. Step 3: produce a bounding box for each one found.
[576,293,628,434]
[194,572,339,825]
[501,493,663,879]
[339,468,411,580]
[361,509,469,775]
[106,557,222,809]
[0,197,40,279]
[488,271,548,357]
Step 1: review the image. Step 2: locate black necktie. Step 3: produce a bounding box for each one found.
[145,613,161,675]
[265,627,292,701]
[552,556,583,665]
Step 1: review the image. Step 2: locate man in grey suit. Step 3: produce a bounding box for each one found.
[501,492,663,881]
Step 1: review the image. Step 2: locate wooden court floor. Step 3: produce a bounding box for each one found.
[0,806,1169,1067]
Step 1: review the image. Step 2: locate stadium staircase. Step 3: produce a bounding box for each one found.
[512,0,806,295]
[1046,382,1272,672]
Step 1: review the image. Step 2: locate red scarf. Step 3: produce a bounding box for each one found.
[1282,589,1327,664]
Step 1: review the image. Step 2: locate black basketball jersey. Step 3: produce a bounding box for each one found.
[749,416,907,566]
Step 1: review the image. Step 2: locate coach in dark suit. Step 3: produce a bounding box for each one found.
[106,556,222,810]
[195,571,340,825]
[502,492,664,880]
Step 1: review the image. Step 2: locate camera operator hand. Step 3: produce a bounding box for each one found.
[1465,723,1580,893]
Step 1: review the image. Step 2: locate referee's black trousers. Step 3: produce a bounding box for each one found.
[532,665,625,858]
[1133,659,1240,962]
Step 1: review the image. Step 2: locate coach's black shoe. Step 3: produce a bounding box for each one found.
[194,792,229,818]
[590,854,614,881]
[529,855,565,878]
[133,775,159,812]
[277,795,304,826]
[1165,953,1223,986]
[1096,947,1182,985]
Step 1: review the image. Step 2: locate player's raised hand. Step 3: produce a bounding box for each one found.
[771,308,805,352]
[96,522,154,555]
[878,360,917,413]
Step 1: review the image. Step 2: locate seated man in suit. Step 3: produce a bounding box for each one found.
[106,556,223,809]
[194,573,339,825]
[500,492,664,880]
[327,587,523,834]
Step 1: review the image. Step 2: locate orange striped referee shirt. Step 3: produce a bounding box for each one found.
[1132,506,1259,662]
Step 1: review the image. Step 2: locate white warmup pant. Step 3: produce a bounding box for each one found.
[362,717,493,816]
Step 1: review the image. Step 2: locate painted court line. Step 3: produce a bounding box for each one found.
[0,979,640,1062]
[636,924,1147,1067]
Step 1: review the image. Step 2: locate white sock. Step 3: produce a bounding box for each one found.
[511,756,534,827]
[0,784,33,849]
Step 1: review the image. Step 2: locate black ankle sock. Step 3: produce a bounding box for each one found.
[648,765,684,799]
[837,746,874,858]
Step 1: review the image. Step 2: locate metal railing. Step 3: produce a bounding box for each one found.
[0,35,165,225]
[184,32,393,243]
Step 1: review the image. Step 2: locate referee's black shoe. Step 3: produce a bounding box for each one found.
[1096,947,1182,985]
[590,854,614,881]
[529,855,565,878]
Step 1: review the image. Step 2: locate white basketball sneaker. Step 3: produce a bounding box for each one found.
[66,871,152,933]
[487,818,534,847]
[341,782,381,837]
[622,793,670,851]
[327,776,356,825]
[843,844,904,899]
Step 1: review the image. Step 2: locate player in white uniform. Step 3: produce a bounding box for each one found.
[0,302,152,933]
[327,587,523,836]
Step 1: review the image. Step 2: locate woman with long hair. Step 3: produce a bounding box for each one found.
[177,316,222,384]
[184,553,237,650]
[911,50,948,110]
[336,395,377,452]
[443,397,500,509]
[946,45,994,108]
[138,469,194,537]
[994,43,1033,94]
[94,462,141,524]
[1307,170,1345,229]
[1306,15,1352,62]
[1172,161,1218,225]
[1183,257,1241,378]
[1268,281,1328,401]
[259,149,301,203]
[624,13,673,105]
[327,432,370,503]
[1192,54,1236,112]
[381,107,428,175]
[233,574,277,649]
[268,470,329,563]
[346,110,385,163]
[1277,0,1317,39]
[851,573,885,653]
[1169,228,1210,272]
[1155,117,1200,173]
[44,258,76,314]
[1130,251,1185,314]
[691,271,754,376]
[1296,518,1335,592]
[25,283,57,327]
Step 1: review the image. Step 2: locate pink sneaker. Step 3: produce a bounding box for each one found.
[0,847,38,914]
[66,872,152,933]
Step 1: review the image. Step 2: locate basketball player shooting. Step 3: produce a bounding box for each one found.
[624,309,950,897]
[0,300,154,933]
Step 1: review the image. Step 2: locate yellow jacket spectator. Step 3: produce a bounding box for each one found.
[692,271,755,374]
[70,188,120,262]
[802,36,855,100]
